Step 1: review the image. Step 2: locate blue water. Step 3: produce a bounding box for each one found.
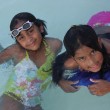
[0,0,110,109]
[42,86,110,110]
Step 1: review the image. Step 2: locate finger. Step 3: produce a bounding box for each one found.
[89,89,99,95]
[88,84,95,89]
[88,86,97,93]
[92,91,104,96]
[69,80,79,85]
[62,85,78,93]
[73,80,79,84]
[68,86,80,92]
[90,78,103,83]
[69,87,79,92]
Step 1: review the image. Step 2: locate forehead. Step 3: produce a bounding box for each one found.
[74,46,93,57]
[14,20,27,29]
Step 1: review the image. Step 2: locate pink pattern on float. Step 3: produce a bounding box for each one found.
[87,11,110,27]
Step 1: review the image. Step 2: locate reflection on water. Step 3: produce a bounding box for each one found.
[0,44,14,97]
[42,86,110,110]
[0,60,13,96]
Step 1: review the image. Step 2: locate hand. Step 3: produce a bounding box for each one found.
[88,78,110,96]
[58,79,80,93]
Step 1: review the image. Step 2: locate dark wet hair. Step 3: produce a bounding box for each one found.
[52,52,70,84]
[10,12,47,37]
[64,25,102,56]
[98,33,110,40]
[64,25,110,77]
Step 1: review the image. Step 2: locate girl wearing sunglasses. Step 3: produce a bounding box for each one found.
[0,12,62,110]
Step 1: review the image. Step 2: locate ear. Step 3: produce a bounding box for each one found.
[39,25,44,33]
[98,37,102,48]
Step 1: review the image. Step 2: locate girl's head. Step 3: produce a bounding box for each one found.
[64,25,104,72]
[10,12,47,51]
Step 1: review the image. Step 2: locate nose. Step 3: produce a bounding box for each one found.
[87,56,96,66]
[20,31,32,43]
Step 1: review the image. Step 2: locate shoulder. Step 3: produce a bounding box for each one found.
[46,37,62,47]
[6,43,23,53]
[8,43,26,63]
[4,43,25,59]
[0,43,25,63]
[45,37,62,54]
[1,43,19,55]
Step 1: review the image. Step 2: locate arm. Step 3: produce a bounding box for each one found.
[59,56,80,93]
[52,51,80,93]
[88,79,110,96]
[0,47,13,63]
[0,43,19,64]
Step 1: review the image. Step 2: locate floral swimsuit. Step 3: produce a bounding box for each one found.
[4,40,55,107]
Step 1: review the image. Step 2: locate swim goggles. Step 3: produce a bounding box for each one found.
[11,21,33,38]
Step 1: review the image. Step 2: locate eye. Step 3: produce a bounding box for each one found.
[91,49,96,55]
[16,35,25,41]
[76,56,86,61]
[27,26,34,34]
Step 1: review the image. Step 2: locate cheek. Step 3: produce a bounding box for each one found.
[34,32,43,42]
[34,28,42,37]
[79,64,87,70]
[20,44,26,49]
[76,61,86,69]
[96,53,103,63]
[17,40,26,48]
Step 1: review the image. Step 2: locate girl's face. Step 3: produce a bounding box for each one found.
[14,20,43,51]
[74,45,103,72]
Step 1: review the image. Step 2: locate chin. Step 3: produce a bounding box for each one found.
[90,67,101,73]
[32,48,38,51]
[31,46,39,51]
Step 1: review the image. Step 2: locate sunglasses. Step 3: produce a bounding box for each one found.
[98,33,110,40]
[11,21,33,38]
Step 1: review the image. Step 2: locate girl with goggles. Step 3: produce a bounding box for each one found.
[11,21,33,38]
[0,12,62,110]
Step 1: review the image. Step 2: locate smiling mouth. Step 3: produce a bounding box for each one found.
[28,40,36,47]
[90,64,101,71]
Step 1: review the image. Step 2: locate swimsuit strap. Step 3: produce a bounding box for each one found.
[25,51,29,60]
[37,39,55,91]
[43,39,51,56]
